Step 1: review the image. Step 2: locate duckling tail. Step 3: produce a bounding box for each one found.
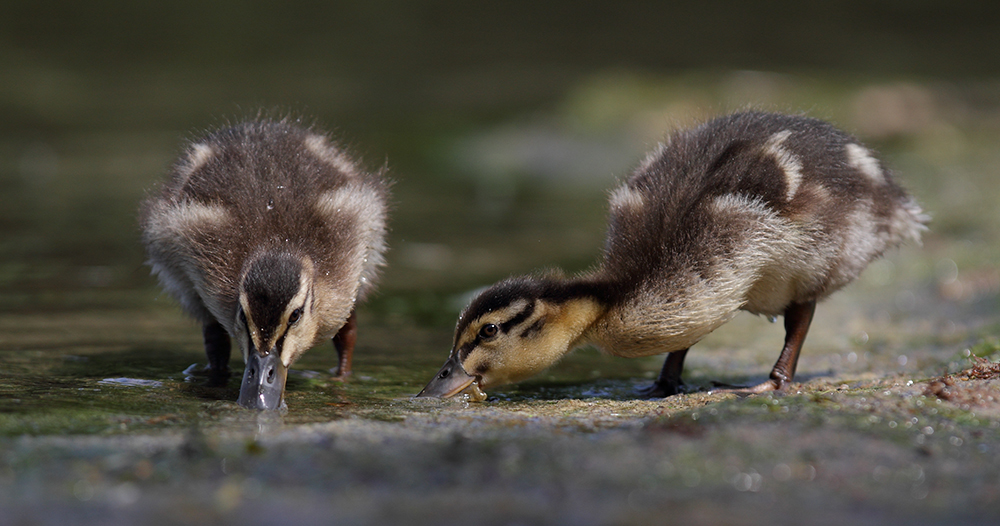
[891,196,931,246]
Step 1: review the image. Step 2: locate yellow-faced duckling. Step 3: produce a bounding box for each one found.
[418,111,927,399]
[141,119,388,409]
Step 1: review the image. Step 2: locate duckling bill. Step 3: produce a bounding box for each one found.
[418,111,927,399]
[141,118,388,410]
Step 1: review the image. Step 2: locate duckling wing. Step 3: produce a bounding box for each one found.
[140,194,242,328]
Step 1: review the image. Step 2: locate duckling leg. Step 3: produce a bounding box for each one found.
[331,311,357,379]
[747,300,816,393]
[637,348,689,398]
[202,321,231,387]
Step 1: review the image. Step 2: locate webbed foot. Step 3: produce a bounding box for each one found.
[636,348,689,399]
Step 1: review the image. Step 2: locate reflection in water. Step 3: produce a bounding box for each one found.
[97,378,164,388]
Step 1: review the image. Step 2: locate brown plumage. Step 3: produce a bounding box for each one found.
[141,118,388,409]
[418,111,927,399]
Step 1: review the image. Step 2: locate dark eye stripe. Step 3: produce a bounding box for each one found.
[456,301,536,361]
[499,301,535,334]
[519,317,545,338]
[243,311,256,351]
[457,340,478,360]
[274,331,286,356]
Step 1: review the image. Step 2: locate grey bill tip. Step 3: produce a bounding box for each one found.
[237,351,287,410]
[416,354,476,398]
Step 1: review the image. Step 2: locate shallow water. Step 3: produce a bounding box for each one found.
[3,106,994,436]
[4,3,1000,523]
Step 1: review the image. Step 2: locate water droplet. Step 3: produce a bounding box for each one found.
[733,472,753,492]
[935,258,959,284]
[266,199,274,211]
[681,469,701,487]
[73,480,94,501]
[772,463,791,481]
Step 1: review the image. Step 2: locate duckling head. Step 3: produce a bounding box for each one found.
[235,251,320,410]
[417,276,606,399]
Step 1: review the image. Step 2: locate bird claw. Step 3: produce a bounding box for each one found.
[636,381,685,399]
[183,363,230,387]
[707,378,789,396]
[329,368,351,381]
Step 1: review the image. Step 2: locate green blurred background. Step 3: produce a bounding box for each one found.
[2,0,999,410]
[2,0,998,310]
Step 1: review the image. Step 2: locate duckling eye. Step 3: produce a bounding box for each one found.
[288,307,303,326]
[479,323,498,339]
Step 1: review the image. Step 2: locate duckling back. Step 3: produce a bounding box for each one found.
[592,111,927,356]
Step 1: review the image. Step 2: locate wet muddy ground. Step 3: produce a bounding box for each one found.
[3,99,1000,521]
[4,343,1000,525]
[3,6,1000,522]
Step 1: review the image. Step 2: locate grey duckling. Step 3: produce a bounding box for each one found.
[418,111,927,400]
[141,119,388,410]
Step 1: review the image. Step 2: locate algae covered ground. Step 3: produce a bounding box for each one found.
[4,352,1000,525]
[4,3,1000,523]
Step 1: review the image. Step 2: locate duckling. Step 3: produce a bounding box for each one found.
[140,118,388,410]
[418,111,927,399]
